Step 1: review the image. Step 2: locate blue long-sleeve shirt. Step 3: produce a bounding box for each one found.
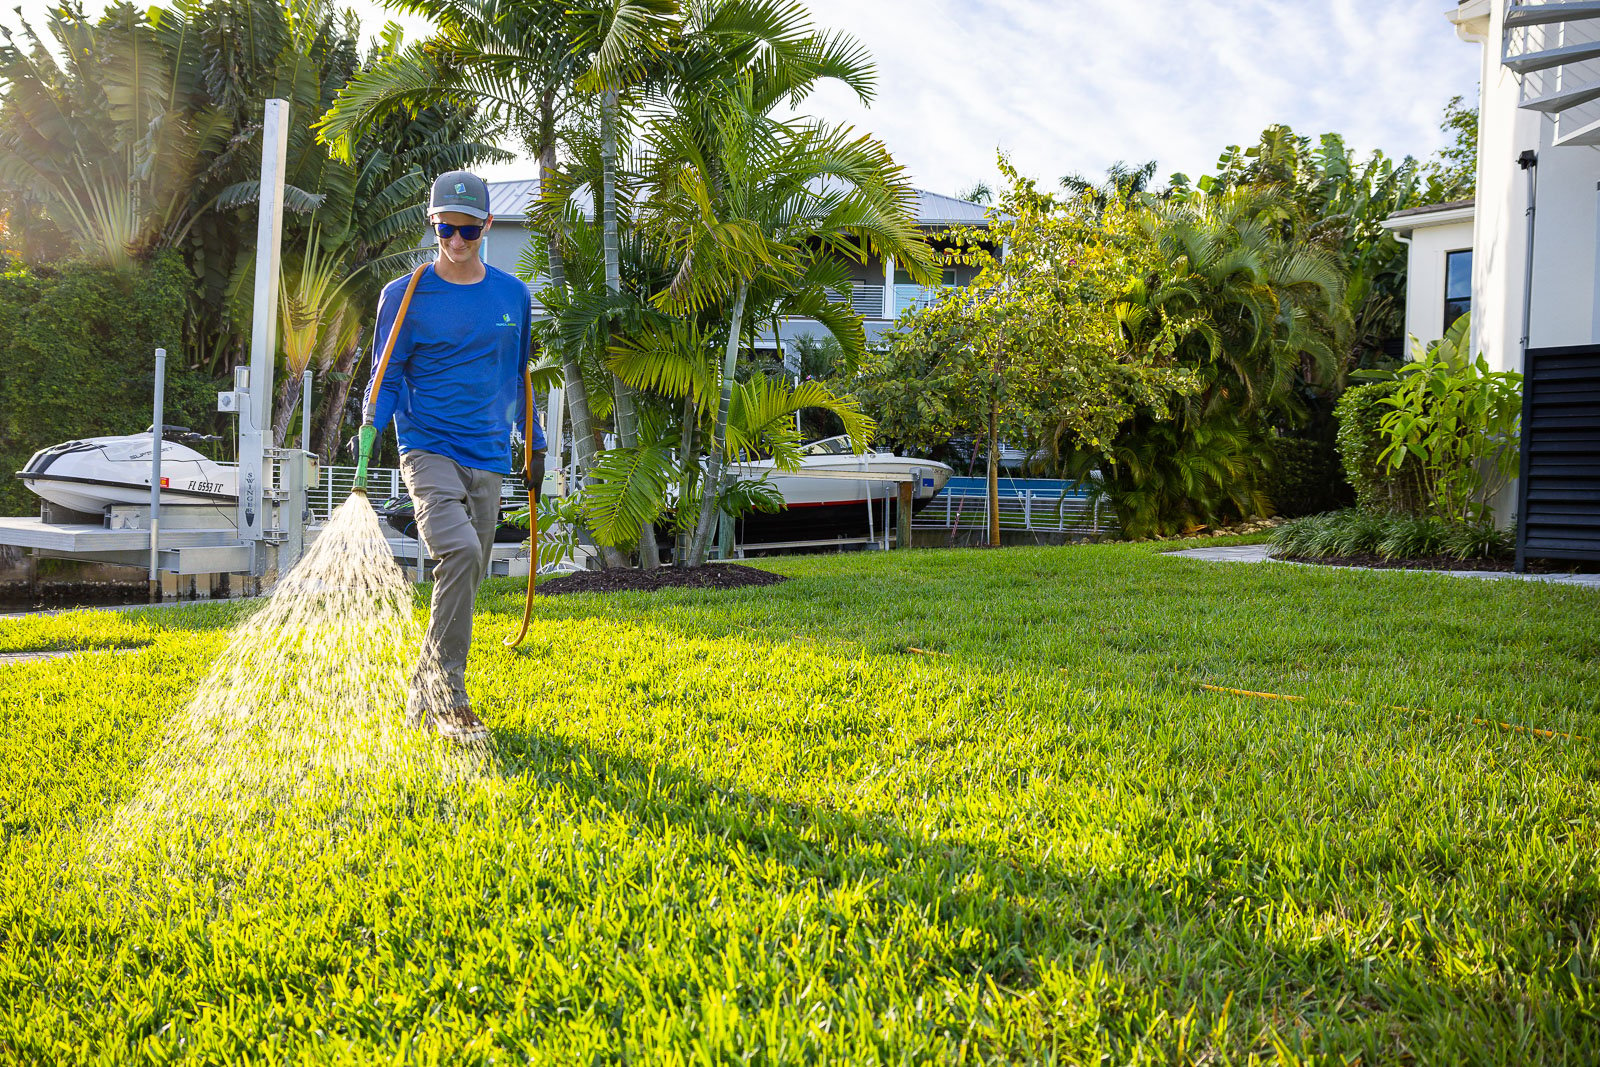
[363,262,546,474]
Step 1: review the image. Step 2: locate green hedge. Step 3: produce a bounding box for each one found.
[1333,382,1427,515]
[0,253,220,516]
[1264,435,1351,518]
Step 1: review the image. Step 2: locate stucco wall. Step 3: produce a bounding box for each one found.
[1464,1,1600,373]
[479,219,534,278]
[1401,218,1475,348]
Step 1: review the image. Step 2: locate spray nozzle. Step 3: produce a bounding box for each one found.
[352,424,377,495]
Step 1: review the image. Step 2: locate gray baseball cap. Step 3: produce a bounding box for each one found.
[428,170,491,220]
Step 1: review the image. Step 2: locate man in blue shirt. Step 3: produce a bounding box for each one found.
[365,170,546,742]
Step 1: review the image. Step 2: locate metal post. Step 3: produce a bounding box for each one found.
[864,481,875,546]
[237,98,290,575]
[148,348,167,603]
[897,479,913,550]
[283,448,305,573]
[1514,150,1539,572]
[1518,151,1539,376]
[1593,181,1600,344]
[299,369,312,448]
[546,385,566,496]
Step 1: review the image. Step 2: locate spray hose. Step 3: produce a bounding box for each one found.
[504,365,538,649]
[353,262,429,495]
[349,261,538,648]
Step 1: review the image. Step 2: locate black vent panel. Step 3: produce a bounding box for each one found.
[1517,345,1600,567]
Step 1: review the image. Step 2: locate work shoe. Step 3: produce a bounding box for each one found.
[433,705,489,743]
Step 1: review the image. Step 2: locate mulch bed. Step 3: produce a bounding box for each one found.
[1277,553,1579,574]
[535,563,788,597]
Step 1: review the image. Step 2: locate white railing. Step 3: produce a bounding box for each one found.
[310,465,534,519]
[912,483,1115,536]
[894,284,943,315]
[849,283,885,317]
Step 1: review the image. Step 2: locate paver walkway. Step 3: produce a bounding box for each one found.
[1167,543,1600,589]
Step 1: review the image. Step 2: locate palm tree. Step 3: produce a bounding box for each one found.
[642,77,934,565]
[1090,185,1349,534]
[318,0,612,488]
[0,2,234,269]
[1061,160,1160,215]
[1132,187,1347,422]
[567,0,678,566]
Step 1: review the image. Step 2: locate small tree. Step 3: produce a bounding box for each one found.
[857,162,1192,545]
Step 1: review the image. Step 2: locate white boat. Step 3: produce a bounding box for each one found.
[727,435,953,543]
[17,434,236,515]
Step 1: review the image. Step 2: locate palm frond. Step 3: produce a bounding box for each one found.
[581,441,675,546]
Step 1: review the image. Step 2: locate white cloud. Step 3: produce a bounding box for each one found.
[793,0,1478,195]
[6,0,1479,196]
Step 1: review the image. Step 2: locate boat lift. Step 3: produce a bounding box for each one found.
[0,100,318,598]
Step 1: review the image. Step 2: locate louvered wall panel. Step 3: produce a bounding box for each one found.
[1516,345,1600,567]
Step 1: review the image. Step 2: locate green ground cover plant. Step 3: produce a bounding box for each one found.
[2,544,1598,1062]
[1271,510,1515,562]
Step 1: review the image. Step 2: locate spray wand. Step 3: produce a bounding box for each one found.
[353,262,428,497]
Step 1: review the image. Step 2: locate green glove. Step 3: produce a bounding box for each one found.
[353,424,377,492]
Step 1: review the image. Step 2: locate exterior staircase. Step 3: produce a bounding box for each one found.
[1504,0,1600,144]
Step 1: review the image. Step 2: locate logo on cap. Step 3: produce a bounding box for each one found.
[454,182,466,195]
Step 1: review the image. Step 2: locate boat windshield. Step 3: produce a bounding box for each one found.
[800,435,857,456]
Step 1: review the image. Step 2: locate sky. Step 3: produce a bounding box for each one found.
[6,0,1481,198]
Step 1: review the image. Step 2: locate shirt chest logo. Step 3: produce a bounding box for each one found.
[494,312,517,328]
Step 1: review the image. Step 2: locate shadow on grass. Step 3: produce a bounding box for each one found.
[482,715,1593,1062]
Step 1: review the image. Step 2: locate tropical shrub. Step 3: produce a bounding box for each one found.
[1077,184,1348,537]
[1271,509,1513,561]
[0,254,219,515]
[1334,382,1427,514]
[1091,415,1270,538]
[1374,345,1521,525]
[1337,315,1521,523]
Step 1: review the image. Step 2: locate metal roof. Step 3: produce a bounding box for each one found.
[911,189,992,227]
[486,179,990,228]
[487,179,567,221]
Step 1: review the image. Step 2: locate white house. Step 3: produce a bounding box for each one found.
[1385,2,1600,562]
[1388,1,1600,370]
[1379,198,1475,349]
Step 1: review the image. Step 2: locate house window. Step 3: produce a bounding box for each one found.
[1444,249,1471,330]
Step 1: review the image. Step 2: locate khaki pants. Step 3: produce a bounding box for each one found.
[401,450,503,716]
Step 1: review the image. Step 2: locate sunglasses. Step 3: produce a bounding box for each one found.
[434,222,485,240]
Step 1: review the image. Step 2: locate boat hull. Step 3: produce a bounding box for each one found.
[17,435,236,515]
[726,452,952,547]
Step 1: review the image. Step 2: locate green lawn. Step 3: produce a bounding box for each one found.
[2,543,1598,1063]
